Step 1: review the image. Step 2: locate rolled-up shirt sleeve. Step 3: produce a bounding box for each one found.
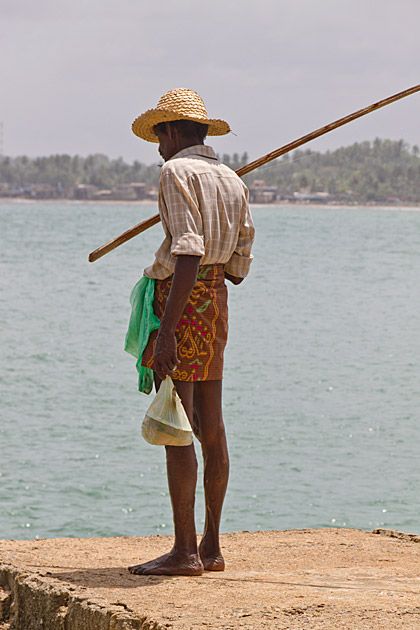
[160,170,205,257]
[224,193,255,278]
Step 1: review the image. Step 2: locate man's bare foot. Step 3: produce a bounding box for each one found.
[199,539,225,571]
[128,550,204,576]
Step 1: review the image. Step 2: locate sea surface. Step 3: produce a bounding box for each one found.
[1,201,419,540]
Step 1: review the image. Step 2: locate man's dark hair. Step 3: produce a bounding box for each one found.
[155,120,208,142]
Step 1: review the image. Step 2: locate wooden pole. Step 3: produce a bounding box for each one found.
[88,213,161,263]
[88,84,420,263]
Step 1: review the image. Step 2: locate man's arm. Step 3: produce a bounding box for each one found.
[154,255,201,380]
[224,190,255,282]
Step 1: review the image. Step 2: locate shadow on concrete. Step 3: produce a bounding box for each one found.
[50,566,172,589]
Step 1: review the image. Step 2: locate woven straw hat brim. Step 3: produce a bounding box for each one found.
[132,108,230,143]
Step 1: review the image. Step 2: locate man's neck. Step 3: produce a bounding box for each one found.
[168,139,204,160]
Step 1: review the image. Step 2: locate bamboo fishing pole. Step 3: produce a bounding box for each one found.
[88,83,420,263]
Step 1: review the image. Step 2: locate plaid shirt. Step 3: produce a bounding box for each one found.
[144,145,254,280]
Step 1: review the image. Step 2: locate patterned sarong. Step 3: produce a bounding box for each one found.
[142,265,228,381]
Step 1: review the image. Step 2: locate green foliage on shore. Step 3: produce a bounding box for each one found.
[0,154,160,189]
[0,140,419,202]
[244,139,420,202]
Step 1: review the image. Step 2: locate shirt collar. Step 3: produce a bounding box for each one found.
[169,144,219,161]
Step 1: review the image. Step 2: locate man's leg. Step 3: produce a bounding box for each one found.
[194,380,229,571]
[129,378,203,576]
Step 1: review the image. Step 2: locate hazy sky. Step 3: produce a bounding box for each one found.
[1,0,419,163]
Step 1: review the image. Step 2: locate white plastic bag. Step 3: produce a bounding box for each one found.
[142,376,193,446]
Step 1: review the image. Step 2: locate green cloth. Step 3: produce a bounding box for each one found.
[124,276,160,394]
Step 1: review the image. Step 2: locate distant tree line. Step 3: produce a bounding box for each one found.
[244,139,420,203]
[0,140,419,202]
[0,154,160,190]
[0,152,251,191]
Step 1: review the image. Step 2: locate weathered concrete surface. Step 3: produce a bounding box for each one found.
[1,528,420,629]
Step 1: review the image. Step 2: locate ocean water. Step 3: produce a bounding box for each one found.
[1,201,419,540]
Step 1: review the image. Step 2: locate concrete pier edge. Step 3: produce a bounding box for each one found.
[1,528,420,630]
[0,562,159,630]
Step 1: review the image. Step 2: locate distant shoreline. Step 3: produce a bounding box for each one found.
[251,202,420,212]
[1,197,420,211]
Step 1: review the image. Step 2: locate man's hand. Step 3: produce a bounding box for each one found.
[154,328,179,380]
[224,271,243,285]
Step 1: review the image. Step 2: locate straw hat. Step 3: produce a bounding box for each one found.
[132,88,231,143]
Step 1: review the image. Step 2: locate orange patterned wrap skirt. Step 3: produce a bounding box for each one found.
[141,265,228,381]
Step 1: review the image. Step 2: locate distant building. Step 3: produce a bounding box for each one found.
[129,182,147,200]
[109,185,137,201]
[73,184,98,200]
[1,180,161,202]
[146,187,158,201]
[28,183,60,199]
[73,182,154,201]
[249,179,278,203]
[92,189,113,201]
[292,191,331,203]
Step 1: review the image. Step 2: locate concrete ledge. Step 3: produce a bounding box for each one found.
[1,528,420,629]
[0,563,155,630]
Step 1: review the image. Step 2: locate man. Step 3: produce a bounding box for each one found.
[128,88,254,576]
